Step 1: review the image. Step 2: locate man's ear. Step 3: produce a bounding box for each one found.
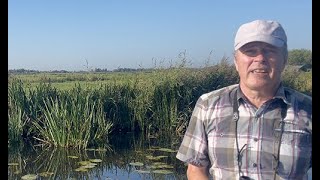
[282,47,288,68]
[234,52,239,72]
[281,50,288,72]
[280,58,287,72]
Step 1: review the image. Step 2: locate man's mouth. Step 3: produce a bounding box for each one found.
[252,69,268,73]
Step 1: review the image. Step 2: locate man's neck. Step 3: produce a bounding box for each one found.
[239,83,279,108]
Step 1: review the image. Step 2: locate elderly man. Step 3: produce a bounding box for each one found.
[176,20,312,180]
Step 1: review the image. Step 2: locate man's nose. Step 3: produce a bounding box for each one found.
[253,50,266,61]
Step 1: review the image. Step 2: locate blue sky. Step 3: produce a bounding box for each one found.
[9,0,312,71]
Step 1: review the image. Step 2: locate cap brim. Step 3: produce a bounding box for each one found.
[234,35,285,50]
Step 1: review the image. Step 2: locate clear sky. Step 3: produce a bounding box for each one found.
[8,0,312,71]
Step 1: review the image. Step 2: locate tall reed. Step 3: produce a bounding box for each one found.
[8,106,25,145]
[32,85,113,149]
[9,59,310,148]
[8,78,28,144]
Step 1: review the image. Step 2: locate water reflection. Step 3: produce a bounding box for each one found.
[8,133,187,180]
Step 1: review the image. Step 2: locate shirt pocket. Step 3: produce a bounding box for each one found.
[207,116,238,169]
[274,123,312,178]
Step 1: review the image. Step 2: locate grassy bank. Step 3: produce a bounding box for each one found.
[8,61,311,148]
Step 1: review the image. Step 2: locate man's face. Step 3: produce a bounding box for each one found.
[234,42,286,92]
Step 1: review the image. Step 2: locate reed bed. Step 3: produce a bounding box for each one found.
[8,60,311,148]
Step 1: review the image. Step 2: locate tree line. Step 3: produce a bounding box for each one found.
[8,49,312,74]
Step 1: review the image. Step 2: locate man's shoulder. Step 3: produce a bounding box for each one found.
[199,84,239,102]
[283,86,312,105]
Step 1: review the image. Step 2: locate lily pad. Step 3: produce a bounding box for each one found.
[152,169,173,174]
[21,174,38,180]
[129,162,144,166]
[38,171,54,177]
[152,162,167,166]
[89,159,102,163]
[149,163,173,169]
[67,156,79,159]
[147,147,160,151]
[81,164,96,169]
[146,155,168,160]
[145,155,158,160]
[156,155,168,159]
[78,161,91,166]
[157,148,177,153]
[149,165,160,169]
[74,167,88,172]
[155,164,174,169]
[135,170,151,174]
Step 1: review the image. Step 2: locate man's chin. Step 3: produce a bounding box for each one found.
[245,82,272,90]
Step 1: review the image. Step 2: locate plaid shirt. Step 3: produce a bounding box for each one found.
[176,84,312,180]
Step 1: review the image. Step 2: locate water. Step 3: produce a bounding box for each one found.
[8,133,312,179]
[8,133,187,180]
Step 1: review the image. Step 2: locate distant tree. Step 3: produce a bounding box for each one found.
[94,68,109,72]
[287,49,312,65]
[113,68,138,72]
[8,68,40,74]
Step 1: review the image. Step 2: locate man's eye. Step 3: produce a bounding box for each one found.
[264,48,277,54]
[243,49,258,56]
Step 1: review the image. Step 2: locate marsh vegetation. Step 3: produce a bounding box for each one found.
[8,53,311,179]
[8,57,311,148]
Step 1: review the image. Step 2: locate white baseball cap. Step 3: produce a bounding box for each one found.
[234,20,287,50]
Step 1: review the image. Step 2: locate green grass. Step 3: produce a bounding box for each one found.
[8,61,311,148]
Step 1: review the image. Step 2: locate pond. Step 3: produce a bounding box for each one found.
[8,133,187,180]
[8,133,312,180]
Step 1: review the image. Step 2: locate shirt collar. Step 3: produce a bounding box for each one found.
[235,83,291,106]
[273,83,291,106]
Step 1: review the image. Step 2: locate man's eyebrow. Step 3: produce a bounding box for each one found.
[244,44,277,49]
[264,44,275,48]
[240,45,256,50]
